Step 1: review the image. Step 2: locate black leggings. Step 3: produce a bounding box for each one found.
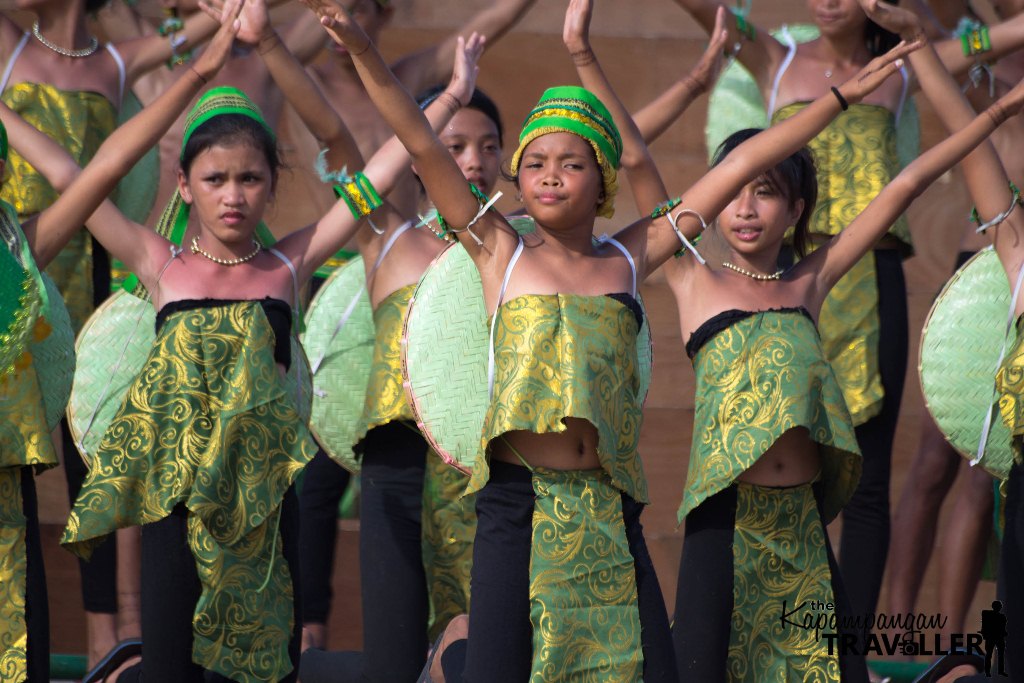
[442,460,677,683]
[672,484,868,683]
[300,421,431,683]
[21,469,50,682]
[838,250,908,624]
[117,489,302,683]
[298,448,351,624]
[62,418,118,613]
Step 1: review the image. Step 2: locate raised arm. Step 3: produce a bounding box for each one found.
[634,8,728,145]
[23,2,242,275]
[669,0,785,92]
[642,40,920,275]
[391,0,537,95]
[804,78,1024,309]
[932,12,1024,82]
[300,0,512,273]
[116,10,222,85]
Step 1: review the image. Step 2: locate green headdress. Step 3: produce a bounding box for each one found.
[510,86,622,219]
[123,87,277,295]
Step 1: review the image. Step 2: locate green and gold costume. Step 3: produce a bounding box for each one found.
[1,82,118,332]
[997,316,1024,467]
[481,292,647,679]
[62,301,316,682]
[772,103,911,425]
[680,308,861,681]
[0,200,56,683]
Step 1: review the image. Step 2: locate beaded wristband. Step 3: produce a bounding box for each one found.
[971,182,1021,233]
[732,10,756,42]
[651,196,682,219]
[961,24,991,57]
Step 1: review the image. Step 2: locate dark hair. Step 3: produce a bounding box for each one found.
[85,0,110,14]
[180,114,282,180]
[416,85,504,145]
[864,0,901,56]
[712,128,817,258]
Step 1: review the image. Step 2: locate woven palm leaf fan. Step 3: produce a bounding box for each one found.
[302,256,374,473]
[919,248,1014,479]
[402,216,653,472]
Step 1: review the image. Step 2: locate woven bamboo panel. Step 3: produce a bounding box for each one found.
[68,291,155,466]
[302,257,373,473]
[32,275,75,431]
[920,248,1014,479]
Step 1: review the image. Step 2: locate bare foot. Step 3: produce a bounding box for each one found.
[429,614,468,683]
[935,664,980,683]
[105,655,142,682]
[87,612,119,669]
[301,623,327,651]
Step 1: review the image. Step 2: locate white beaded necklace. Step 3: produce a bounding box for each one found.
[722,261,784,281]
[32,21,99,58]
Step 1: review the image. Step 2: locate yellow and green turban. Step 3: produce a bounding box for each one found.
[510,85,622,218]
[122,87,277,295]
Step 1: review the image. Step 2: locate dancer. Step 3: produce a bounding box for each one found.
[0,7,245,680]
[296,0,920,679]
[666,5,1024,680]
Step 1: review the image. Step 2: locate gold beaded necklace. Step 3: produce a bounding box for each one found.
[190,236,262,266]
[721,261,784,281]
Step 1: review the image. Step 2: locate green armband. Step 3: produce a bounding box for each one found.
[335,171,384,220]
[961,23,991,57]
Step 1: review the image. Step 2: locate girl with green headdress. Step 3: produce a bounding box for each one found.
[0,7,243,681]
[299,0,915,679]
[51,6,484,683]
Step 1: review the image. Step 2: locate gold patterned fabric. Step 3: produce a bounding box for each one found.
[0,468,27,683]
[528,466,642,681]
[997,317,1024,467]
[1,83,118,331]
[772,102,909,425]
[476,294,648,503]
[62,302,316,682]
[728,481,840,683]
[356,284,417,446]
[681,310,860,524]
[421,452,475,640]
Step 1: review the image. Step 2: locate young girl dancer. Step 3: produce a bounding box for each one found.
[668,0,1024,635]
[0,8,244,680]
[298,0,916,679]
[666,5,1024,680]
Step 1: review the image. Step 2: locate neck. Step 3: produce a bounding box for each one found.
[816,31,868,67]
[533,221,598,256]
[34,4,92,51]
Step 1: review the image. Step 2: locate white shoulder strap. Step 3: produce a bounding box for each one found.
[487,236,525,399]
[267,246,300,325]
[767,25,797,122]
[0,32,30,93]
[596,235,637,298]
[104,42,127,107]
[894,63,909,127]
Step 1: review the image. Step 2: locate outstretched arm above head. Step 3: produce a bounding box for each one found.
[644,38,921,276]
[299,0,511,272]
[25,1,243,280]
[633,7,728,145]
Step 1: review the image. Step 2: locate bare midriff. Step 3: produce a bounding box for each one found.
[736,427,821,488]
[489,417,603,471]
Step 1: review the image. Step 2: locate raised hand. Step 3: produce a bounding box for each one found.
[836,38,922,105]
[990,76,1024,124]
[688,6,729,93]
[200,0,270,45]
[191,0,244,80]
[447,33,485,106]
[563,0,594,56]
[857,0,923,40]
[297,0,369,52]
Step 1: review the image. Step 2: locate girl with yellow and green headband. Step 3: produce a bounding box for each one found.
[0,8,243,682]
[299,0,916,679]
[50,9,485,683]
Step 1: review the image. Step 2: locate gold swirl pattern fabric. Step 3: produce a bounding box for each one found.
[0,468,27,683]
[61,302,316,682]
[528,467,642,682]
[997,318,1024,467]
[356,285,417,447]
[421,452,475,640]
[1,83,118,332]
[681,310,860,524]
[476,294,648,503]
[771,103,912,251]
[728,481,840,683]
[813,248,883,425]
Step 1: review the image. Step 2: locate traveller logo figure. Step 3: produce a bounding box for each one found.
[980,600,1008,677]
